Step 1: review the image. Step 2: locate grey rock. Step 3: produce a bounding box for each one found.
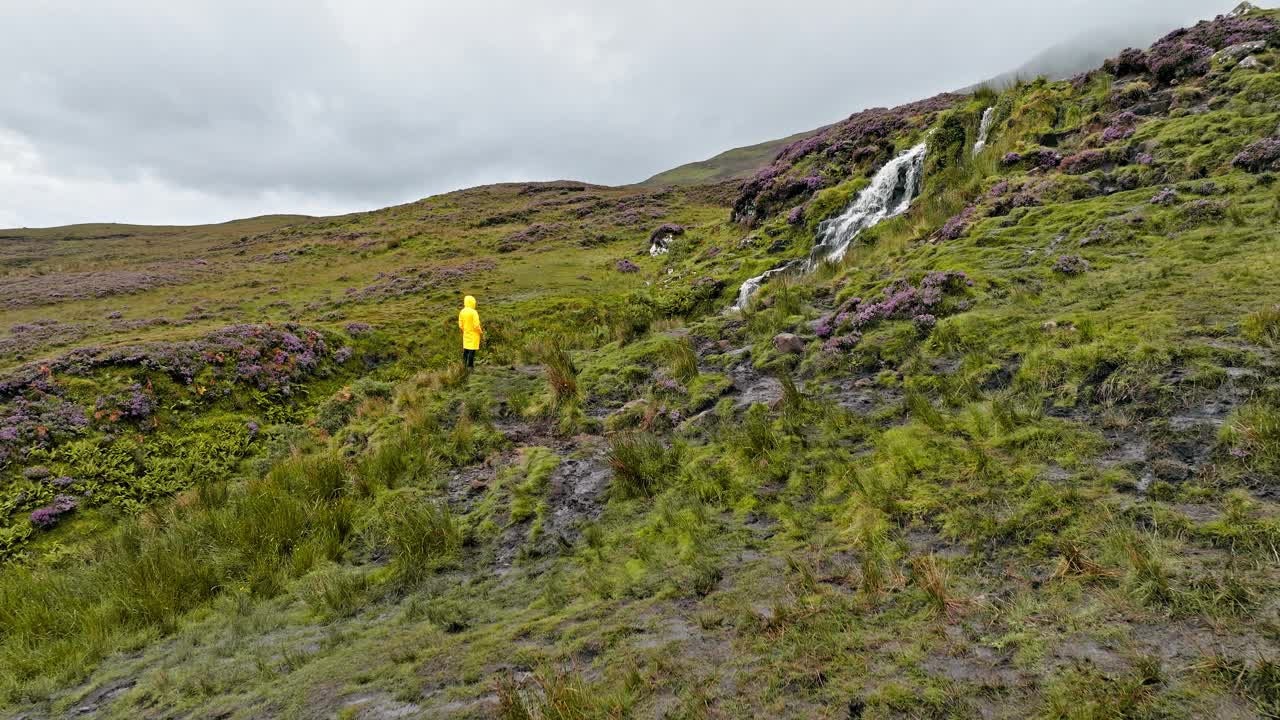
[772,333,805,354]
[1213,40,1266,63]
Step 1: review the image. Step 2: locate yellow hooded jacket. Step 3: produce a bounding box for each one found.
[458,296,482,350]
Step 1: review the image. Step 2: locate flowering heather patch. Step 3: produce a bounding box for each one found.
[1111,111,1139,129]
[1,266,203,309]
[30,494,78,528]
[913,314,937,329]
[1233,137,1280,172]
[814,271,971,347]
[21,466,51,481]
[1028,149,1064,170]
[1135,153,1155,166]
[1061,150,1110,174]
[1148,42,1214,82]
[1180,199,1228,226]
[822,334,861,353]
[0,395,89,467]
[93,384,154,423]
[1006,149,1063,170]
[615,259,640,273]
[1105,47,1151,76]
[936,206,976,241]
[1108,14,1276,83]
[345,322,373,336]
[339,261,496,305]
[0,321,91,358]
[1053,255,1090,275]
[1150,187,1179,205]
[775,133,828,165]
[1102,126,1134,143]
[499,223,567,252]
[1158,13,1277,52]
[1102,113,1139,144]
[787,206,805,225]
[989,178,1053,217]
[333,346,354,364]
[654,378,686,395]
[0,323,339,428]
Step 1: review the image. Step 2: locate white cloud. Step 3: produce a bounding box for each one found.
[0,0,1229,227]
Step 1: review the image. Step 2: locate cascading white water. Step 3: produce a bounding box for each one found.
[805,142,927,269]
[733,261,799,310]
[972,106,995,156]
[733,142,928,311]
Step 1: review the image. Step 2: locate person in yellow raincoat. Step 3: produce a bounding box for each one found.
[458,295,483,369]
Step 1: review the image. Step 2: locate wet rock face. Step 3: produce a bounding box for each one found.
[773,333,805,354]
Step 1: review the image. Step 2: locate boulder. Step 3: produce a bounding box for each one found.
[773,333,805,354]
[1213,40,1267,64]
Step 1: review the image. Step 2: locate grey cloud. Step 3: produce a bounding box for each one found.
[0,0,1232,226]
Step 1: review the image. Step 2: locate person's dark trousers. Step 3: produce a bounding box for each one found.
[463,349,476,369]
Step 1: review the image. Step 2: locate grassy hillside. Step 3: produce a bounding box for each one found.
[4,6,1280,719]
[639,128,826,187]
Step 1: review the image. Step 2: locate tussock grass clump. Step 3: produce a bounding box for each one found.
[910,554,966,617]
[1242,305,1280,346]
[1200,652,1280,718]
[1220,399,1280,475]
[658,335,699,383]
[372,492,463,585]
[496,667,631,720]
[302,565,369,619]
[607,432,683,499]
[1117,532,1174,608]
[355,435,441,496]
[735,403,780,461]
[528,336,580,408]
[1051,543,1117,582]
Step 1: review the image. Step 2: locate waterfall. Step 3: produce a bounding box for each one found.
[733,142,928,311]
[972,107,995,156]
[733,260,800,310]
[806,143,927,269]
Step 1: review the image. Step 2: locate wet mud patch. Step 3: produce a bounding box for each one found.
[822,377,904,418]
[494,445,610,568]
[339,691,422,719]
[65,678,137,717]
[540,452,610,546]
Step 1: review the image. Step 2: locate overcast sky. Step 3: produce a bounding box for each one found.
[0,0,1231,228]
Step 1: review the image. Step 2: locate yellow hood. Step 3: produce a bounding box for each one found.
[464,295,476,309]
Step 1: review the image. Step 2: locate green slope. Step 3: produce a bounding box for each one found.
[639,127,825,187]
